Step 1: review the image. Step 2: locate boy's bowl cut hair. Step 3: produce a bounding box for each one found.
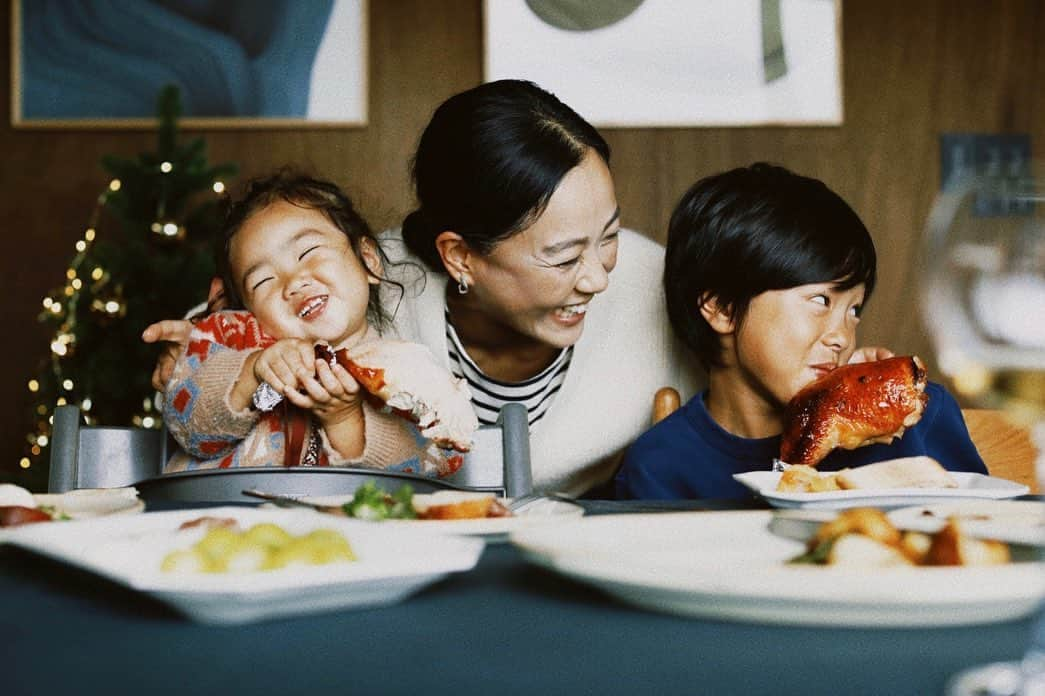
[665,162,877,368]
[219,169,399,331]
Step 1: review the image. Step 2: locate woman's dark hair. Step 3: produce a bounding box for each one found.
[401,79,611,270]
[664,162,877,368]
[219,169,398,330]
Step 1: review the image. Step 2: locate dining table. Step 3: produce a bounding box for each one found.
[1,496,1040,696]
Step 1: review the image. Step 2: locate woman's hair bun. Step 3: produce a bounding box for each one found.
[401,208,444,270]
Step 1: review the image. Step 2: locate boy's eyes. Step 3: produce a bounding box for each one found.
[298,245,321,260]
[810,293,863,317]
[250,276,273,293]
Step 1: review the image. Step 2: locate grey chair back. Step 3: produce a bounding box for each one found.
[48,404,166,492]
[444,402,531,494]
[47,402,532,501]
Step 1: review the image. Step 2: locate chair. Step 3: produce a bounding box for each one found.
[48,404,168,493]
[652,387,682,425]
[961,409,1039,493]
[650,391,1039,492]
[47,402,533,501]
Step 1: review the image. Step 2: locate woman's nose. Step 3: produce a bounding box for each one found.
[575,251,610,295]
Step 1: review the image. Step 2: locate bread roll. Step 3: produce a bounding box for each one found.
[835,456,957,490]
[0,483,36,508]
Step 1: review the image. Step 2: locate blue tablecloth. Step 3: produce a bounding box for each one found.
[1,499,1038,696]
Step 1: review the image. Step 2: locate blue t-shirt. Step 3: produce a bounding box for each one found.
[615,382,988,500]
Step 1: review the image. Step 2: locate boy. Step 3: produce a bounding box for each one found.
[616,163,986,499]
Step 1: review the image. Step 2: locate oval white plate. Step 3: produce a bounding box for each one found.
[33,487,145,519]
[5,506,484,624]
[300,494,584,540]
[511,511,1045,627]
[887,500,1045,546]
[733,471,1030,510]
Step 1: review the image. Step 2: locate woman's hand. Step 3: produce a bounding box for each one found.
[142,319,194,390]
[848,346,896,364]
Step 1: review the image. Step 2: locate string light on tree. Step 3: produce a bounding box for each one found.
[13,85,237,486]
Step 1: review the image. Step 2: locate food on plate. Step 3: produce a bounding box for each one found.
[774,456,957,493]
[0,505,53,527]
[834,456,956,489]
[337,482,512,521]
[341,482,417,520]
[923,518,1011,566]
[412,491,510,520]
[779,356,928,467]
[790,507,1010,567]
[776,465,842,493]
[161,521,356,574]
[0,483,37,508]
[316,340,479,452]
[178,516,239,531]
[0,483,54,527]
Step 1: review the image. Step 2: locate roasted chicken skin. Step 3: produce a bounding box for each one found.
[316,341,479,452]
[779,356,929,467]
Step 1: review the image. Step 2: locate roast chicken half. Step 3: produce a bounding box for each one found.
[317,340,479,453]
[779,356,929,467]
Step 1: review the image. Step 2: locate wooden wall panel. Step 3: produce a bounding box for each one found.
[1,0,1041,481]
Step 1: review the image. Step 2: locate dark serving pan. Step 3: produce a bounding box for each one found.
[134,466,488,504]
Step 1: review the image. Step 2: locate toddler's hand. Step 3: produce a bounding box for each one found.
[284,358,367,460]
[252,339,320,397]
[282,354,365,425]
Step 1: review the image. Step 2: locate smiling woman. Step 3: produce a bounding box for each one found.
[379,80,702,494]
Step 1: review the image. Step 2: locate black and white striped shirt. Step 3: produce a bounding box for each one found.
[445,309,572,428]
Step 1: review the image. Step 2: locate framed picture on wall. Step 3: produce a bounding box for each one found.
[483,0,842,127]
[11,0,368,128]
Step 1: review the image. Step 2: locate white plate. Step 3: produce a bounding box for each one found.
[300,494,585,540]
[887,500,1045,546]
[33,487,145,519]
[5,506,484,624]
[0,488,145,541]
[733,470,1030,509]
[510,511,1045,627]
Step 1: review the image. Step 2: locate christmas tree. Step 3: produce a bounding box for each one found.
[13,86,237,490]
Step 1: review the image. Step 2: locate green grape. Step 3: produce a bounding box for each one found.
[243,522,293,548]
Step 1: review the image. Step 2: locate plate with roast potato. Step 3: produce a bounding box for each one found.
[510,510,1044,627]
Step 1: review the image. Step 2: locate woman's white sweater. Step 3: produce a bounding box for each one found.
[380,228,703,495]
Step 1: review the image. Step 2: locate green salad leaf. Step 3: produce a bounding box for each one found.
[341,482,417,520]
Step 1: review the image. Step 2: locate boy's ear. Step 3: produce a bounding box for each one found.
[358,237,384,285]
[435,231,473,284]
[699,294,735,334]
